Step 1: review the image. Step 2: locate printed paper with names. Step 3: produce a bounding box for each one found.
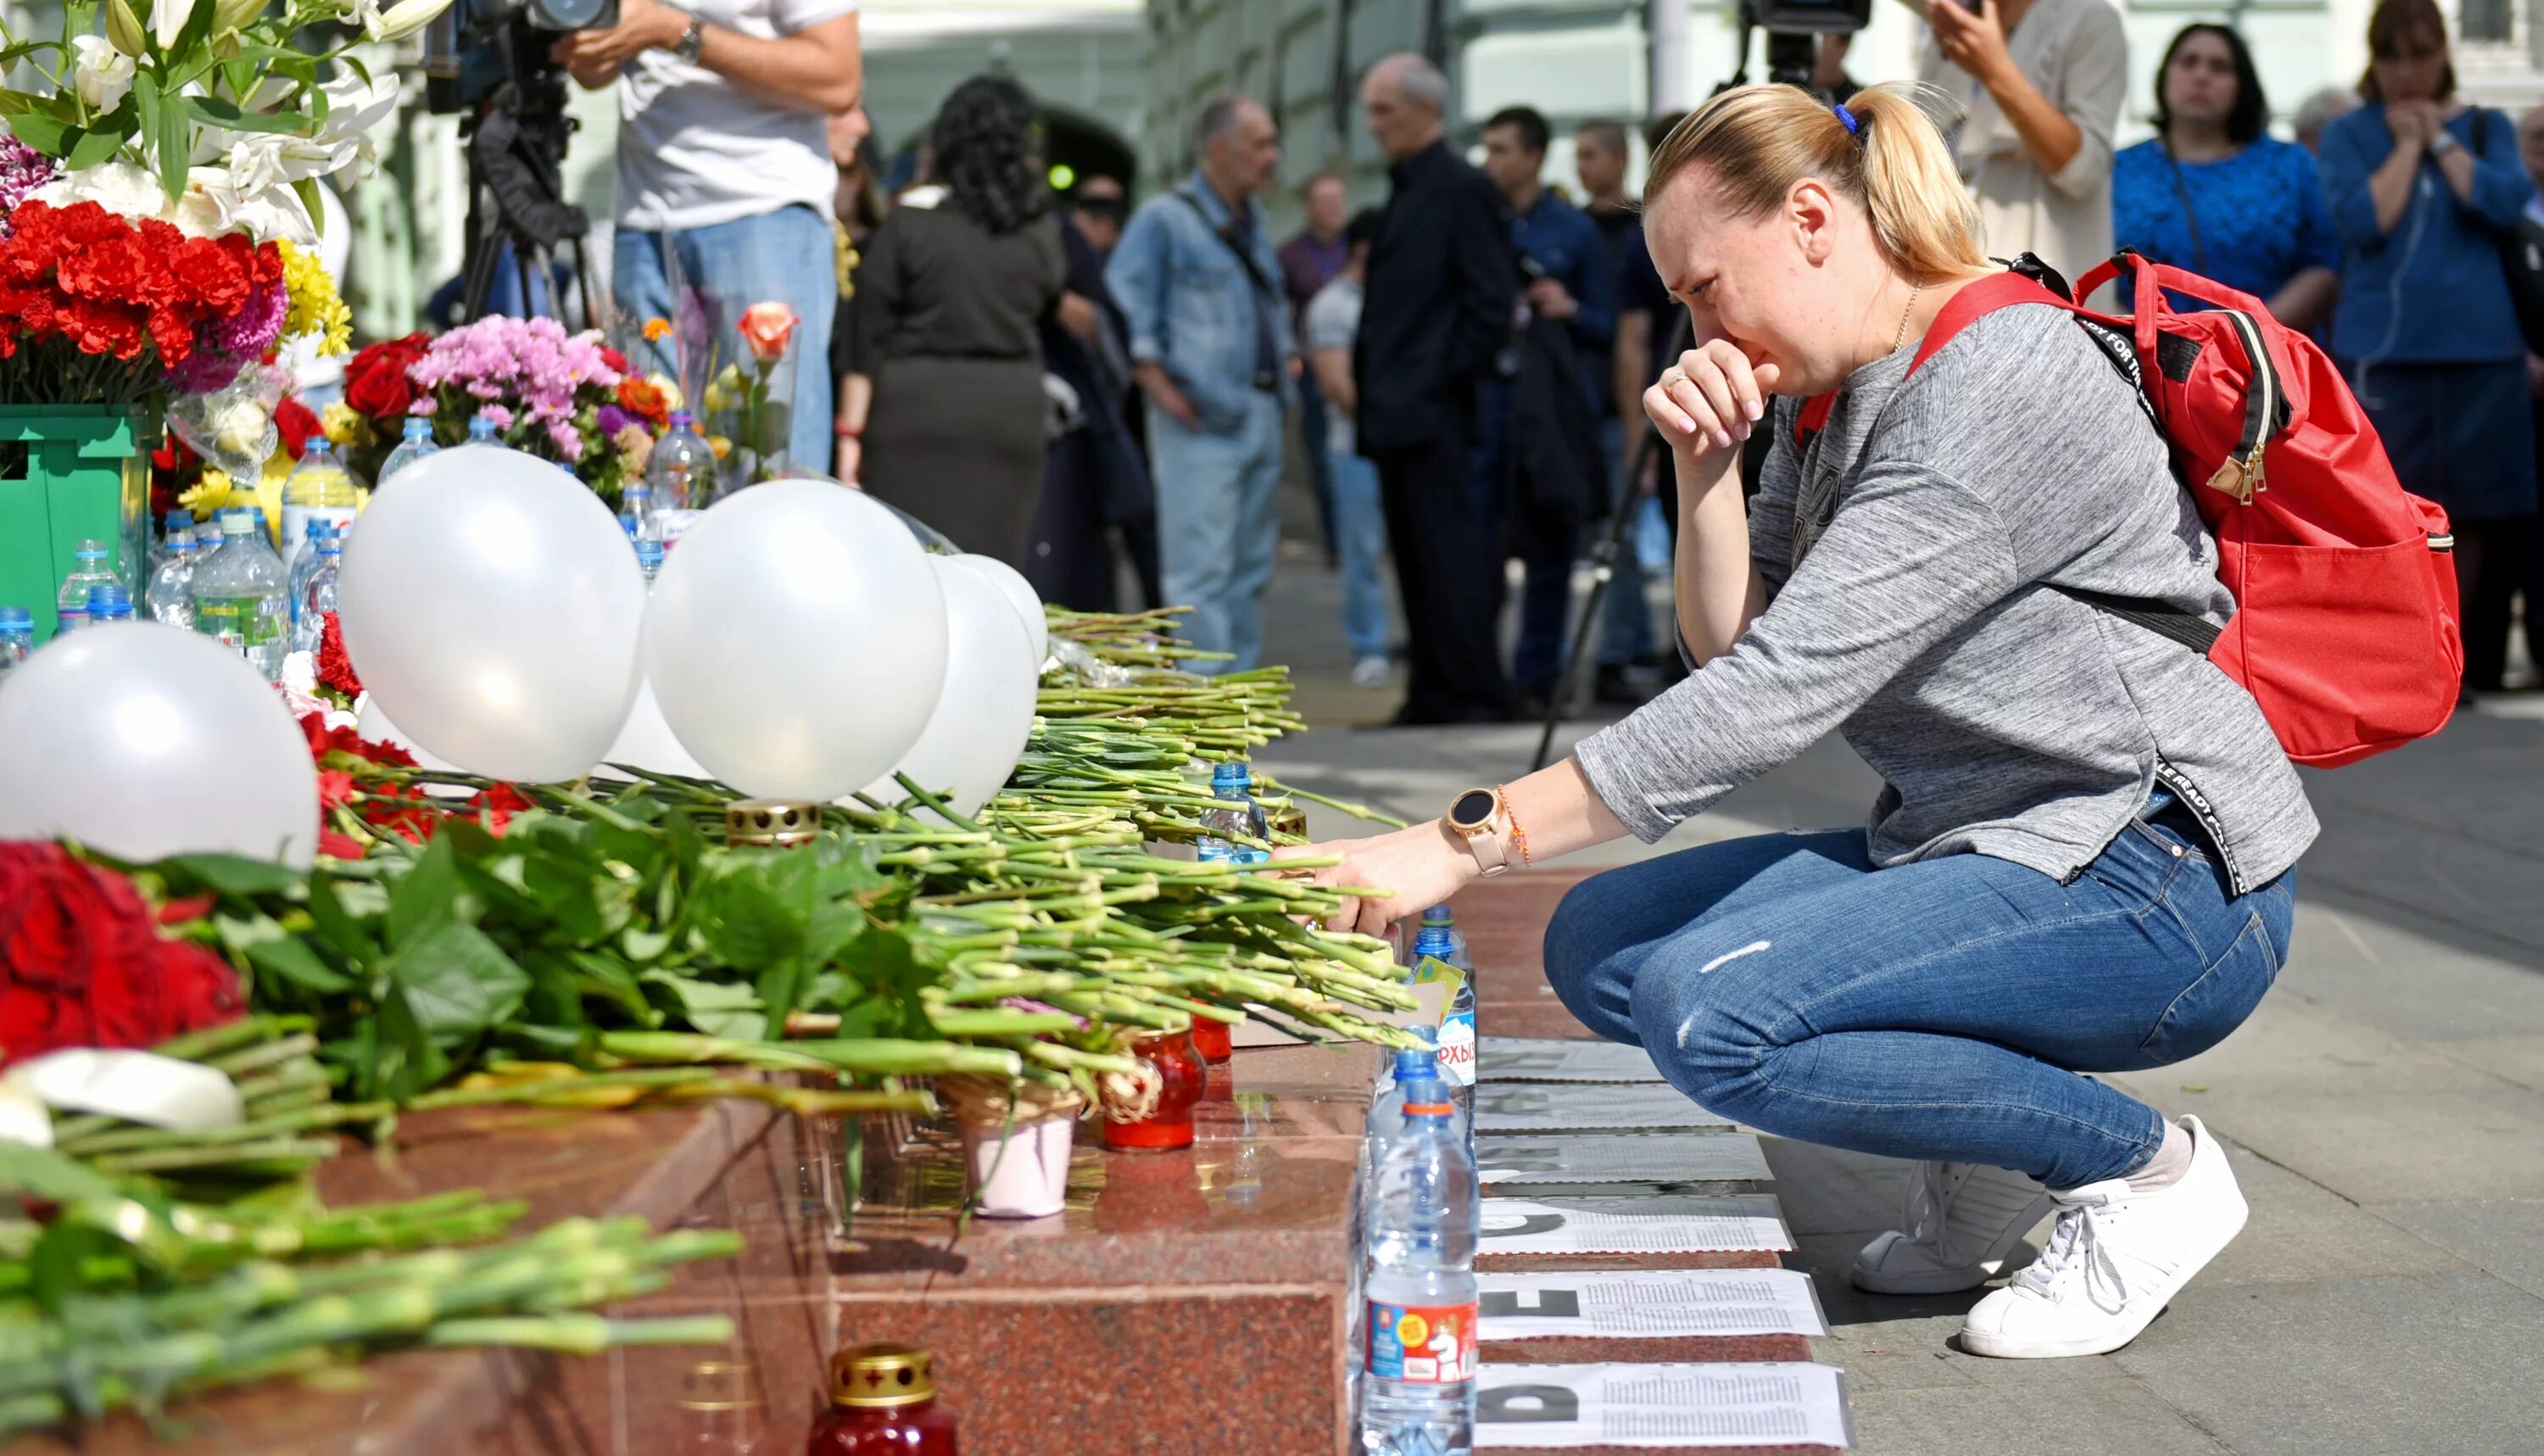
[1475,1363,1852,1449]
[1475,1133,1771,1186]
[1478,1036,1667,1083]
[1475,1082,1732,1135]
[1479,1269,1829,1340]
[1479,1196,1794,1255]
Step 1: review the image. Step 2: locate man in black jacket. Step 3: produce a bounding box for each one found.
[1354,52,1521,726]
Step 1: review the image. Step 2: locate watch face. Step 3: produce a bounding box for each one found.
[1452,789,1497,828]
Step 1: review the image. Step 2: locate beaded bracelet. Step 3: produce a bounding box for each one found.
[1497,784,1532,867]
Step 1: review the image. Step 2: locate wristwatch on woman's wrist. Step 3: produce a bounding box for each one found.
[1444,787,1510,878]
[2429,130,2460,158]
[670,12,706,63]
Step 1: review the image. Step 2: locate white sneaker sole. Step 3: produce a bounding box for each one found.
[1957,1196,2251,1359]
[1849,1190,2057,1295]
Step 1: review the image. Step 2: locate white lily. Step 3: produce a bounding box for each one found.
[368,0,453,42]
[185,161,319,244]
[30,159,208,232]
[153,0,198,51]
[68,35,135,112]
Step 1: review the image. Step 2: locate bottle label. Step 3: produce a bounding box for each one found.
[1365,1299,1478,1383]
[1437,1008,1478,1089]
[201,597,284,650]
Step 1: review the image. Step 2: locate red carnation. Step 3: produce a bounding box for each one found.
[315,615,364,698]
[0,844,245,1063]
[170,236,251,314]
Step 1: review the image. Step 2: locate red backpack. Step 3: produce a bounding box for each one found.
[1799,251,2462,769]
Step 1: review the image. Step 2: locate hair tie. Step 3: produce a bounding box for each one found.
[1833,102,1863,140]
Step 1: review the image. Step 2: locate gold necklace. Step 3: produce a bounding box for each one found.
[1893,278,1926,354]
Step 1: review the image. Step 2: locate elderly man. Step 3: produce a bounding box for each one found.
[1106,95,1292,673]
[1356,53,1521,726]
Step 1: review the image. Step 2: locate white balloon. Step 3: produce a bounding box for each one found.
[355,696,461,773]
[593,679,711,782]
[0,623,318,867]
[644,478,948,800]
[951,554,1048,668]
[335,444,645,783]
[859,558,1040,817]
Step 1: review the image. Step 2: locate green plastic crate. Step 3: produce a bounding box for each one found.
[0,404,154,644]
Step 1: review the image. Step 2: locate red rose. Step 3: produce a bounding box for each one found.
[276,399,320,460]
[318,829,369,862]
[344,332,429,421]
[0,844,244,1062]
[466,784,533,837]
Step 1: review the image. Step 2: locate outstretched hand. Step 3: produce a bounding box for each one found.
[1278,822,1478,940]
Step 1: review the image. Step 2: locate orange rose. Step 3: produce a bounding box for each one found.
[738,302,800,362]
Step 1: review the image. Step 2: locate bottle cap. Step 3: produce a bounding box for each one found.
[1392,1046,1437,1082]
[0,605,31,628]
[75,538,108,558]
[675,1360,765,1413]
[670,410,693,428]
[404,416,431,438]
[87,584,130,611]
[828,1342,936,1408]
[165,510,192,529]
[1212,761,1251,789]
[1421,905,1453,927]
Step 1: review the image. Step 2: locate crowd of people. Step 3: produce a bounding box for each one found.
[572,0,2541,716]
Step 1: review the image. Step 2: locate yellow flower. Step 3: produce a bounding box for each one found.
[706,434,732,461]
[642,316,673,343]
[277,239,354,357]
[648,371,683,413]
[321,400,373,449]
[178,471,232,521]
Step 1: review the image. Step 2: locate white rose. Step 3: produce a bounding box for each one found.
[70,36,135,114]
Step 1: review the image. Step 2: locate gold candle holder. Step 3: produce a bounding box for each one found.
[725,799,823,849]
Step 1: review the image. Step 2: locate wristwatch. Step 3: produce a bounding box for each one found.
[1444,787,1510,879]
[671,11,706,63]
[2429,130,2461,158]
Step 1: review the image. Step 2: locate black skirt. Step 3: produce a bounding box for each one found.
[862,354,1048,566]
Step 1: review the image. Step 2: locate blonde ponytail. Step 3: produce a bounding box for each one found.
[1645,82,1986,282]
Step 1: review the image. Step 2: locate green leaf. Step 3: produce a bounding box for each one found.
[181,92,311,136]
[4,107,74,154]
[293,176,322,235]
[167,852,302,897]
[644,971,765,1041]
[63,121,129,170]
[692,858,807,971]
[383,920,532,1044]
[386,833,466,949]
[376,983,452,1102]
[242,924,354,994]
[753,959,806,1040]
[0,1144,125,1203]
[301,879,381,973]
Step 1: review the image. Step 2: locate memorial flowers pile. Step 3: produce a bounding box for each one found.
[328,317,673,508]
[0,842,244,1062]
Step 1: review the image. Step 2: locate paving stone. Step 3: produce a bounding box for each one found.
[1844,1383,2235,1456]
[2273,886,2544,1043]
[2428,1034,2544,1093]
[2130,1087,2544,1205]
[2373,1199,2544,1299]
[2104,994,2497,1105]
[2112,1271,2544,1456]
[2195,1142,2470,1286]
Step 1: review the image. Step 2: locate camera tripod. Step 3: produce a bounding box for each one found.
[456,52,599,326]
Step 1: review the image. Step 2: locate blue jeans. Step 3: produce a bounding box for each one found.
[1593,420,1654,667]
[612,204,835,477]
[1329,443,1392,661]
[1298,371,1338,556]
[1152,392,1283,672]
[1543,798,2296,1190]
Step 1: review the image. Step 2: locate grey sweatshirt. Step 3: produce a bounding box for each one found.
[1576,301,2316,895]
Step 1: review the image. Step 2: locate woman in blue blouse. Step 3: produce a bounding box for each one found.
[2113,25,2340,329]
[2317,0,2537,695]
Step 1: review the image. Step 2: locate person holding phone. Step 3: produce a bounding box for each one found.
[1916,0,2126,298]
[1291,82,2309,1363]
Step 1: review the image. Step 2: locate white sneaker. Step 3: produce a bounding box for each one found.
[1959,1116,2248,1359]
[1351,656,1392,689]
[1852,1159,2054,1294]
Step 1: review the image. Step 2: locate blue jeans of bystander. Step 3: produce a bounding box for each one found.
[1328,444,1392,661]
[1543,795,2296,1190]
[612,204,836,477]
[1593,419,1654,667]
[1152,392,1284,672]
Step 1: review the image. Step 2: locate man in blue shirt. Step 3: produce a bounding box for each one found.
[1476,106,1615,714]
[1107,95,1295,672]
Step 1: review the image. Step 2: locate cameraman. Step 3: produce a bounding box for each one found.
[555,0,862,474]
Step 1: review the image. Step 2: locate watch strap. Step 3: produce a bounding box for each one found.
[673,14,706,62]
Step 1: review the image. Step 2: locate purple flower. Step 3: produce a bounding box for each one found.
[547,416,584,460]
[0,132,57,231]
[595,404,633,439]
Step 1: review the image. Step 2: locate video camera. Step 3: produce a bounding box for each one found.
[1733,0,1873,93]
[421,0,618,114]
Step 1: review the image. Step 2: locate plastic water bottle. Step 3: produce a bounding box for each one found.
[1196,761,1271,864]
[285,519,332,629]
[150,510,192,571]
[53,538,115,637]
[293,531,343,653]
[282,439,357,576]
[85,583,134,626]
[619,477,656,542]
[193,507,290,681]
[649,410,714,511]
[0,606,32,676]
[635,536,664,589]
[377,416,439,485]
[1360,1070,1480,1456]
[148,529,199,630]
[468,413,499,443]
[1414,912,1477,1130]
[194,512,226,565]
